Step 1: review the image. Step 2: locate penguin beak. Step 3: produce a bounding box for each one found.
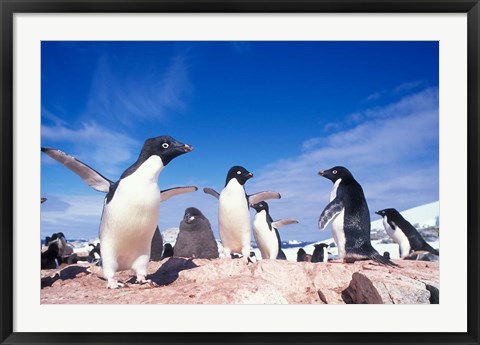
[375,211,381,216]
[182,144,193,152]
[184,214,195,223]
[248,172,253,178]
[318,171,325,176]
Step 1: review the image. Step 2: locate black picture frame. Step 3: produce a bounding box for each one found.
[1,1,479,344]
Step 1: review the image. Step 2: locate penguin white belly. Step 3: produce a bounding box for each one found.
[322,246,328,262]
[100,156,163,270]
[330,208,346,259]
[383,218,411,258]
[218,180,251,254]
[253,211,278,260]
[329,179,346,259]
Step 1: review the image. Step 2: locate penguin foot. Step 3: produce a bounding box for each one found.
[107,279,126,289]
[135,275,156,286]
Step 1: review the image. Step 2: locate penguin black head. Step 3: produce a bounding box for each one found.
[43,242,59,260]
[375,208,398,218]
[251,201,269,213]
[383,251,391,260]
[296,248,307,262]
[318,166,353,183]
[139,135,193,167]
[248,251,257,263]
[314,243,329,249]
[225,166,253,186]
[183,207,206,224]
[162,243,174,258]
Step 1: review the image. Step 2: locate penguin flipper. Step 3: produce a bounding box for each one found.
[318,198,344,230]
[248,191,281,205]
[272,219,299,229]
[387,219,397,230]
[161,186,198,202]
[41,147,112,193]
[203,187,220,199]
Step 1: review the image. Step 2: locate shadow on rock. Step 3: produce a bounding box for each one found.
[147,257,198,286]
[41,265,90,288]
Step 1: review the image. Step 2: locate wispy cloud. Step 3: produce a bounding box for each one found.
[325,87,437,133]
[362,80,424,104]
[86,52,193,126]
[41,194,105,239]
[41,121,139,177]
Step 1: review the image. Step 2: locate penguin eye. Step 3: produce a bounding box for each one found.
[332,170,337,174]
[237,171,241,175]
[162,143,169,149]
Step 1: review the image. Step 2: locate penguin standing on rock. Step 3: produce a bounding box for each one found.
[251,201,298,260]
[203,166,281,260]
[318,166,397,266]
[311,243,329,263]
[42,135,195,288]
[375,208,439,258]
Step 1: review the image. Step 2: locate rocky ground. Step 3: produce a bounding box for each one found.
[41,258,439,304]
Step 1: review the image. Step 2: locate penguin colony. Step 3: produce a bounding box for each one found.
[42,137,438,288]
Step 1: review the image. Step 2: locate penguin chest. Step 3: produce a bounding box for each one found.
[253,212,278,259]
[383,218,411,258]
[329,179,346,256]
[100,156,163,260]
[218,180,250,250]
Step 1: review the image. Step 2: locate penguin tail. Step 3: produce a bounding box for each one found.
[346,247,400,267]
[368,250,400,267]
[426,246,439,256]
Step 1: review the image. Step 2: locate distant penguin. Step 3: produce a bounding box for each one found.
[174,207,219,259]
[248,252,258,263]
[150,227,164,261]
[45,232,71,259]
[42,136,195,288]
[88,243,101,263]
[297,248,307,262]
[318,166,397,266]
[162,243,174,259]
[251,201,297,260]
[203,166,280,260]
[383,251,391,260]
[41,242,60,269]
[375,208,439,258]
[41,197,47,203]
[311,243,329,263]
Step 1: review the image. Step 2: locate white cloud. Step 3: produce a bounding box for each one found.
[41,121,139,177]
[41,194,105,239]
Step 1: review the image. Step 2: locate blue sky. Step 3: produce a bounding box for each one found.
[41,41,439,242]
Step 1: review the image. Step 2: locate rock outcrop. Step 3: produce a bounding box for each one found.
[41,258,439,304]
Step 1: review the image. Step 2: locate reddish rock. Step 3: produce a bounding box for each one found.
[40,259,439,305]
